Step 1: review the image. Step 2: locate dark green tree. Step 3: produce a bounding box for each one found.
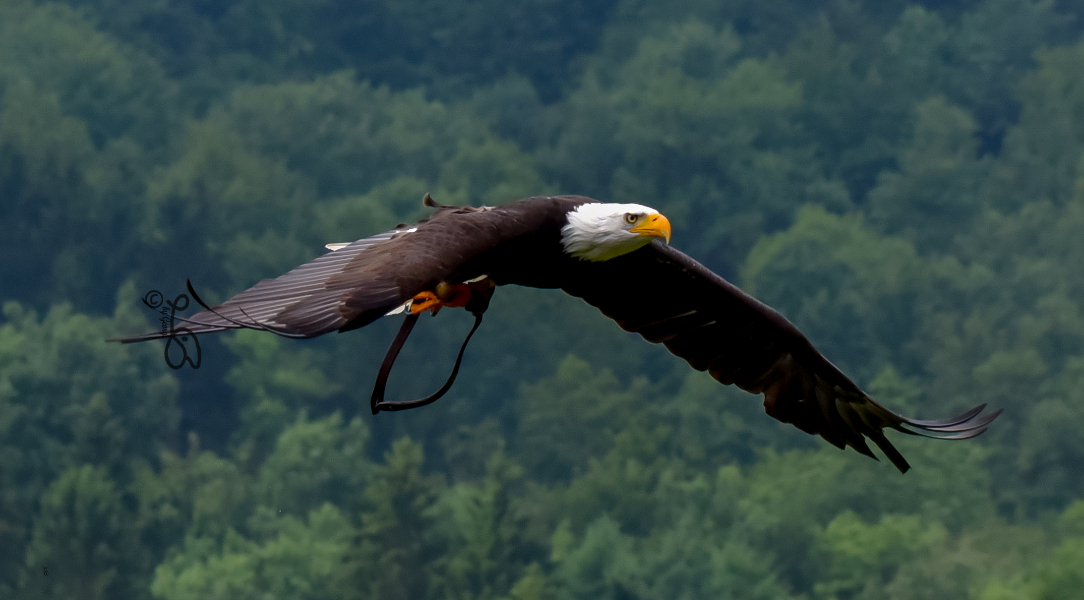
[24,465,135,600]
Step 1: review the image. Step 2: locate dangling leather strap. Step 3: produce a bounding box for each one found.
[370,311,485,414]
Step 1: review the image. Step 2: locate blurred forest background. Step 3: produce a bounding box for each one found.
[2,0,1084,598]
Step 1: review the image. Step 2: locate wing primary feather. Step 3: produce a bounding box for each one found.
[867,430,909,472]
[897,407,1002,436]
[848,437,879,459]
[903,404,989,428]
[237,306,310,339]
[904,409,1002,433]
[812,379,849,449]
[834,398,878,449]
[901,405,992,426]
[928,427,990,440]
[186,279,309,339]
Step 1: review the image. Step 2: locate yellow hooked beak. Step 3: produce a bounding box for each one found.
[629,213,672,244]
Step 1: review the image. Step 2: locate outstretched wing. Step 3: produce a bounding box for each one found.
[113,196,594,343]
[560,241,1000,473]
[113,226,427,343]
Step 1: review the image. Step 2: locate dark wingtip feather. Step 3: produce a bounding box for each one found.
[909,408,1002,434]
[848,437,878,460]
[905,404,987,428]
[859,400,1002,473]
[925,426,990,441]
[867,430,911,473]
[900,405,1002,439]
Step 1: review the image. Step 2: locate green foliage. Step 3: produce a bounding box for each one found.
[743,205,928,380]
[150,504,353,600]
[1035,500,1084,598]
[0,291,178,590]
[133,435,251,543]
[0,0,174,146]
[867,96,988,251]
[350,437,445,599]
[25,465,135,600]
[550,472,801,600]
[219,73,481,197]
[255,412,370,517]
[995,39,1084,208]
[543,18,843,266]
[661,369,810,468]
[224,330,340,456]
[312,178,415,244]
[515,355,650,481]
[425,450,539,600]
[551,515,638,600]
[815,511,947,599]
[143,116,316,290]
[439,137,553,207]
[5,0,1084,598]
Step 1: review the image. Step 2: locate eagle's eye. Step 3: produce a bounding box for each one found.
[624,213,640,225]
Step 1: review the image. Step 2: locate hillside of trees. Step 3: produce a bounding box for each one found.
[2,0,1084,598]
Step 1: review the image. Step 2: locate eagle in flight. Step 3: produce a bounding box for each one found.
[115,194,999,472]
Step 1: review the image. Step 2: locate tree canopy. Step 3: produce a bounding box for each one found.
[2,0,1084,598]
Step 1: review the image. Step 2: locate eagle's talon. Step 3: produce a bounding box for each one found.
[410,291,442,315]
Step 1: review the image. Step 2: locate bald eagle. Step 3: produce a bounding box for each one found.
[115,195,999,472]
